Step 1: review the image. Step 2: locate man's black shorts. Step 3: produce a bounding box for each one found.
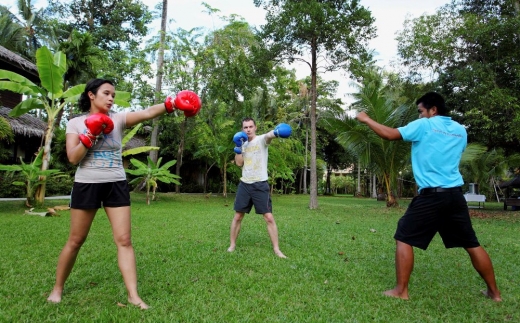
[234,181,272,214]
[394,191,480,250]
[70,180,131,209]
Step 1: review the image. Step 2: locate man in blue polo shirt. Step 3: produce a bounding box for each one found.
[356,92,501,301]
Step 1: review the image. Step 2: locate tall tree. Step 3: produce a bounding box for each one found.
[254,0,376,209]
[396,0,520,155]
[44,0,153,88]
[149,0,168,164]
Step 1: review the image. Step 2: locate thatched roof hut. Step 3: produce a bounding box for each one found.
[0,45,38,78]
[0,107,46,138]
[0,46,39,109]
[124,136,147,150]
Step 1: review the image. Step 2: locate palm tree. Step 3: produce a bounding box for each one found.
[4,0,45,58]
[125,156,180,205]
[58,30,104,86]
[460,145,520,200]
[333,68,416,207]
[0,8,27,55]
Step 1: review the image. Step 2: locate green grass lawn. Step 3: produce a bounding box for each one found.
[0,194,518,323]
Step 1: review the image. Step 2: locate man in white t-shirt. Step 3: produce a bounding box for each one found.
[227,118,291,258]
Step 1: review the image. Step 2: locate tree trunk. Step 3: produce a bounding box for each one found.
[222,158,227,198]
[383,173,398,207]
[309,38,318,209]
[356,159,361,196]
[175,118,186,193]
[325,167,331,195]
[372,173,377,198]
[303,128,308,194]
[149,0,168,164]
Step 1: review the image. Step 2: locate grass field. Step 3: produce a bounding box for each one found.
[0,194,518,323]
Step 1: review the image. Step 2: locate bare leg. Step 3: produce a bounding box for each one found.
[106,206,149,309]
[263,213,286,258]
[228,212,244,252]
[465,246,502,301]
[47,208,97,303]
[383,240,413,300]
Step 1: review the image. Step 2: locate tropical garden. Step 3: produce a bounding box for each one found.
[0,0,519,209]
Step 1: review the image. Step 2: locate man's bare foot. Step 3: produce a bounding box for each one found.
[383,289,409,300]
[227,246,235,252]
[481,290,502,302]
[128,296,149,310]
[47,289,62,303]
[274,250,287,258]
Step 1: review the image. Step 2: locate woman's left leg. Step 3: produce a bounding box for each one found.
[105,206,148,309]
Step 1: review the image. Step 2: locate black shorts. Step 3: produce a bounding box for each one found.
[70,180,131,209]
[234,181,272,214]
[394,191,480,250]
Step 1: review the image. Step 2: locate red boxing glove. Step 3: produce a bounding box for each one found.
[184,103,201,117]
[164,90,201,117]
[79,113,114,149]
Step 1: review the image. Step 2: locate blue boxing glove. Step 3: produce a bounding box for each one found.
[233,131,248,154]
[273,123,292,138]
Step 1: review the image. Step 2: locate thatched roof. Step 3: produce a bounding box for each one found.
[124,136,146,150]
[499,176,520,189]
[0,107,46,138]
[0,45,38,77]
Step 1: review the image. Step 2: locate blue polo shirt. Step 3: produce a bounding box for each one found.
[398,116,466,192]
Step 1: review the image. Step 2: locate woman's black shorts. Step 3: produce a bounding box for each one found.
[70,180,131,209]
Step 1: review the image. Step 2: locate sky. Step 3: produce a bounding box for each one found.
[4,0,450,101]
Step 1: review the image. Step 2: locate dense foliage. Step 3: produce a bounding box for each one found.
[0,0,518,205]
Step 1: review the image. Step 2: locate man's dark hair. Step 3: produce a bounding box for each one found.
[242,117,256,126]
[416,92,448,116]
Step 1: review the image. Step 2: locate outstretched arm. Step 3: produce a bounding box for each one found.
[266,123,292,144]
[356,112,402,141]
[126,104,166,127]
[126,91,202,127]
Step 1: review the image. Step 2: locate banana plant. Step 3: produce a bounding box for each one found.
[0,46,131,204]
[0,149,66,207]
[125,156,181,205]
[122,123,159,157]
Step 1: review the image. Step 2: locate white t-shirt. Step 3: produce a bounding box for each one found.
[240,134,269,184]
[66,112,127,183]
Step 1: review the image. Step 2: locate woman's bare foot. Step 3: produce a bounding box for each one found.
[274,250,287,258]
[47,289,63,303]
[383,288,409,300]
[481,290,502,302]
[128,296,149,310]
[227,246,235,252]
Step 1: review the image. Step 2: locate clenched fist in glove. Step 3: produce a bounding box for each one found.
[164,90,202,117]
[79,113,114,149]
[233,131,248,154]
[273,123,292,138]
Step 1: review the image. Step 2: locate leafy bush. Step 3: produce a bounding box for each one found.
[45,176,74,196]
[0,173,25,198]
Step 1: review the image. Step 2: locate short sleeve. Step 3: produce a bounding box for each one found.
[398,118,427,142]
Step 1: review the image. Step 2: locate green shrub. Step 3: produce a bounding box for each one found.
[0,173,25,198]
[45,176,74,196]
